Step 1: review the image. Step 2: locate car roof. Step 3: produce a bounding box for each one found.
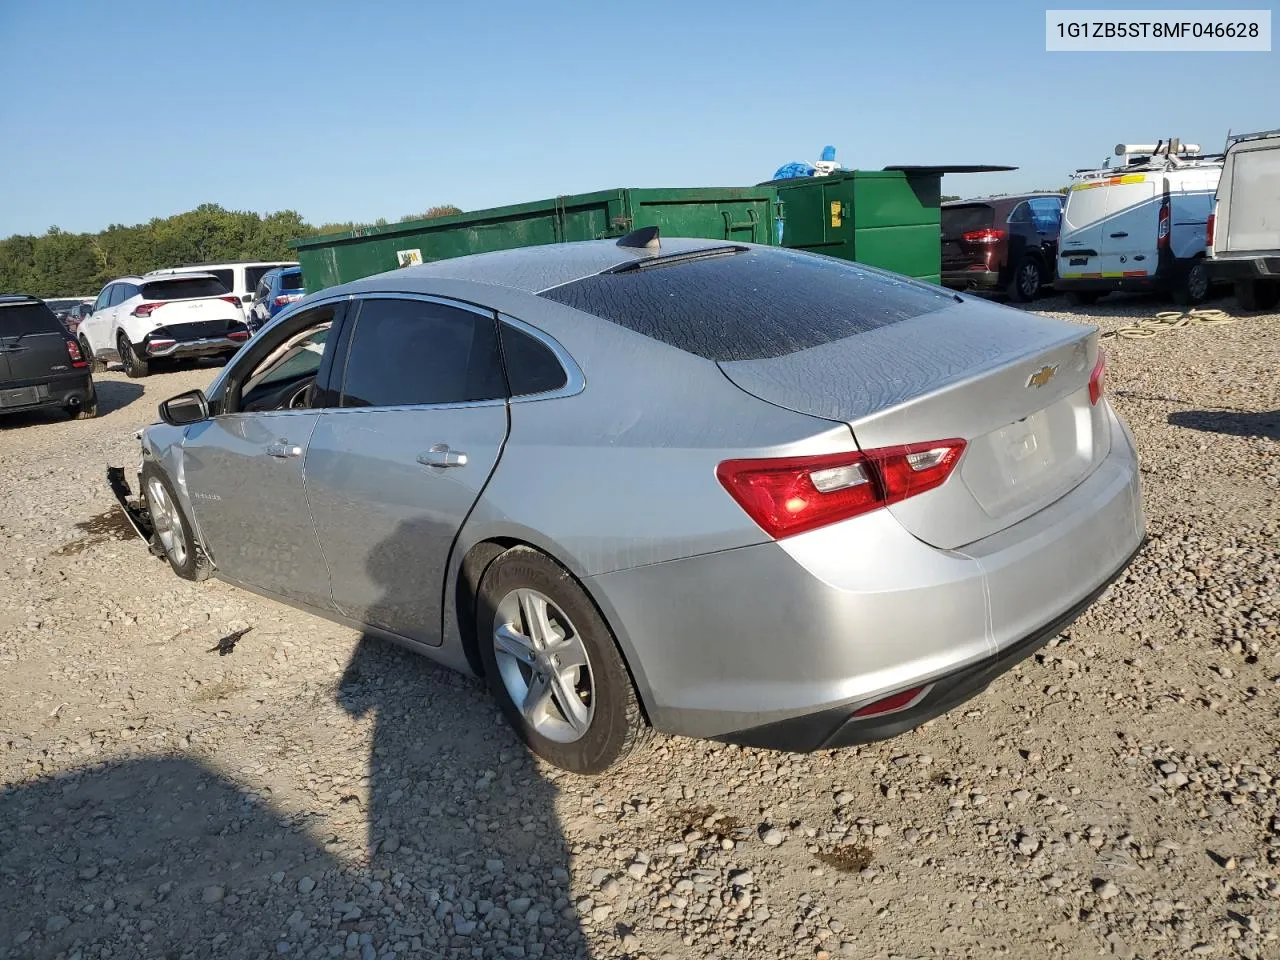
[943,193,1062,208]
[0,295,41,306]
[151,260,297,269]
[341,237,741,296]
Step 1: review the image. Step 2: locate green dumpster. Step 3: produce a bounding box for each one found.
[765,165,1015,284]
[292,187,779,291]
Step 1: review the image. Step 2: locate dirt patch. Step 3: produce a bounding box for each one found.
[52,509,138,556]
[814,845,874,873]
[191,678,246,703]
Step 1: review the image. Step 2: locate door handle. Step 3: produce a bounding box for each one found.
[417,444,468,468]
[1109,231,1128,238]
[266,441,303,458]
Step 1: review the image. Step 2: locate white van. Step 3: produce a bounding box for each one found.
[1055,141,1222,306]
[145,261,298,313]
[1206,130,1280,312]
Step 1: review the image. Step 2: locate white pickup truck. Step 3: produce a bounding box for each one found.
[1206,130,1280,311]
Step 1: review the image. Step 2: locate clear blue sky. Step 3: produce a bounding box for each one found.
[1,0,1275,237]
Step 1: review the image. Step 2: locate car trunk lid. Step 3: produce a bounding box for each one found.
[941,203,997,271]
[717,300,1110,549]
[138,277,243,338]
[0,300,76,384]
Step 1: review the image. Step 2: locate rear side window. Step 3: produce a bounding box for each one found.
[245,266,283,291]
[0,302,63,336]
[941,204,994,238]
[341,297,505,408]
[500,322,567,396]
[280,270,305,291]
[141,277,228,301]
[538,247,954,362]
[108,285,129,307]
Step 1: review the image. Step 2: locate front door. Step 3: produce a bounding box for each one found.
[180,305,342,608]
[305,295,510,645]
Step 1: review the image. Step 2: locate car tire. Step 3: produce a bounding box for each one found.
[79,336,105,372]
[1171,259,1209,306]
[476,546,649,775]
[1008,257,1042,303]
[70,383,98,420]
[119,335,149,378]
[1067,290,1103,307]
[1236,279,1280,312]
[141,462,212,582]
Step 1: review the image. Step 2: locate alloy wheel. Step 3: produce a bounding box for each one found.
[492,588,595,743]
[145,476,188,568]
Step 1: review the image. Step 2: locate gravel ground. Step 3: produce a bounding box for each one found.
[1,292,1277,960]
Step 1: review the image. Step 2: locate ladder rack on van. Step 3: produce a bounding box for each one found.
[1224,128,1280,147]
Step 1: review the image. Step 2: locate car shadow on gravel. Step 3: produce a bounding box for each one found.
[1168,408,1280,440]
[0,529,591,958]
[94,380,145,416]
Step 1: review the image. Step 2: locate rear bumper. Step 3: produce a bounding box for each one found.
[942,269,1001,291]
[719,543,1140,750]
[0,372,94,415]
[588,407,1145,749]
[1054,273,1165,293]
[146,335,244,359]
[1204,255,1280,281]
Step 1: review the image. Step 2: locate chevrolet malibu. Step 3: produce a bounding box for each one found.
[110,233,1145,774]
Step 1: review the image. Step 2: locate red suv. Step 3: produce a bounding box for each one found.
[942,194,1064,301]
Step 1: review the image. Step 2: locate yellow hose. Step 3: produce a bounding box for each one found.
[1099,308,1236,340]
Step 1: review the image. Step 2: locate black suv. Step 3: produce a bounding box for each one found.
[0,296,97,420]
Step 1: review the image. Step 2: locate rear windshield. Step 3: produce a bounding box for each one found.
[941,204,994,239]
[538,247,954,362]
[0,302,64,336]
[280,270,305,291]
[140,277,229,301]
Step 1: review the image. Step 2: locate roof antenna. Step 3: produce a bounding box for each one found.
[617,226,661,250]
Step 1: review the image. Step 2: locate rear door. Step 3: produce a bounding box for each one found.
[1221,139,1280,254]
[1097,175,1158,278]
[1058,181,1111,278]
[0,300,74,385]
[305,295,510,645]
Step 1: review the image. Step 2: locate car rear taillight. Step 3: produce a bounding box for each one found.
[221,295,242,307]
[1089,350,1106,406]
[962,228,1005,244]
[64,339,87,369]
[132,302,162,318]
[1157,202,1171,248]
[1206,212,1215,247]
[273,294,303,306]
[716,440,967,539]
[228,329,250,342]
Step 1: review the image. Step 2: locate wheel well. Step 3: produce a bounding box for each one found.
[453,537,654,726]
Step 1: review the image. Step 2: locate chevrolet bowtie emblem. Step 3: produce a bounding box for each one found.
[1026,364,1058,389]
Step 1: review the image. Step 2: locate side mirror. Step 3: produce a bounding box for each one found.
[159,389,210,426]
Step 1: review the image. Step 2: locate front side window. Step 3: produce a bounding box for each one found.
[1028,197,1064,230]
[233,304,338,413]
[340,297,505,408]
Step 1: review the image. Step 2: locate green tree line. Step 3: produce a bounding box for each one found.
[0,203,463,298]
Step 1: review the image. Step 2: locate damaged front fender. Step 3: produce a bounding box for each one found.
[106,465,165,558]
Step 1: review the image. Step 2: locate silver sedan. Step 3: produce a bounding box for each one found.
[111,234,1145,774]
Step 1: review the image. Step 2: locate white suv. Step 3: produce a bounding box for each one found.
[78,274,251,378]
[145,261,298,314]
